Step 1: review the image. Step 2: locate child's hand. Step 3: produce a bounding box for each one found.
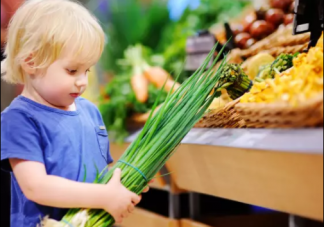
[142,180,153,193]
[137,179,153,201]
[104,168,141,224]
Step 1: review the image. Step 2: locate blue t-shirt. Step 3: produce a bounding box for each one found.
[1,96,113,227]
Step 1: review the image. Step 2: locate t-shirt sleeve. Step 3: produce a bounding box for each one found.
[1,110,44,172]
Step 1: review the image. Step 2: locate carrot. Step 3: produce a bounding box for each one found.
[131,104,162,123]
[122,46,149,103]
[143,66,168,86]
[165,79,180,93]
[131,73,149,103]
[143,66,180,93]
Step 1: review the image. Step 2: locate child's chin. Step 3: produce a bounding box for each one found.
[52,100,74,109]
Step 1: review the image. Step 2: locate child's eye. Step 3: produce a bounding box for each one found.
[67,69,78,74]
[86,69,91,73]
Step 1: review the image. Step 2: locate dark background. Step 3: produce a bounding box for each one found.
[1,50,14,227]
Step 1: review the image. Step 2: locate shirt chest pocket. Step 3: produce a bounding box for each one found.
[95,126,109,162]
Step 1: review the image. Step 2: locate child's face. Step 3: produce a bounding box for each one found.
[29,52,93,109]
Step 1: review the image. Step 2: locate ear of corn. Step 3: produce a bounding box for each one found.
[59,42,247,227]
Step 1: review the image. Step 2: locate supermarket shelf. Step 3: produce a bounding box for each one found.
[181,219,211,227]
[126,128,323,154]
[181,213,289,227]
[113,128,323,221]
[166,144,323,221]
[121,208,179,227]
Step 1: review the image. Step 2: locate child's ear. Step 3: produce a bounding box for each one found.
[21,55,36,75]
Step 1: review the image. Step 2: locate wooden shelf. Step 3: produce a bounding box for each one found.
[120,208,179,227]
[112,129,323,221]
[202,213,289,227]
[180,213,289,227]
[166,144,323,221]
[126,129,323,154]
[181,219,211,227]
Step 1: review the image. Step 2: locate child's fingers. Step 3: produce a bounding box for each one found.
[142,179,154,193]
[121,211,129,219]
[131,194,141,205]
[135,194,142,205]
[128,204,135,213]
[142,186,150,193]
[114,215,123,224]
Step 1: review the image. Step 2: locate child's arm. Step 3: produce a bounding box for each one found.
[10,159,141,223]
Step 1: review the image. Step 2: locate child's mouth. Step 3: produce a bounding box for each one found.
[70,93,80,98]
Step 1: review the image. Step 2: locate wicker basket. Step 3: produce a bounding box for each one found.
[241,43,309,72]
[195,99,244,128]
[235,93,324,128]
[195,93,324,129]
[239,25,310,59]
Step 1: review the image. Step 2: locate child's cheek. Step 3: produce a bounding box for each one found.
[45,77,70,98]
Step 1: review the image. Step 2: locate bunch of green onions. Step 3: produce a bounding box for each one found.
[53,43,250,227]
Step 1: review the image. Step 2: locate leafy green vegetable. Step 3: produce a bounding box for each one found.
[218,64,252,100]
[258,53,299,80]
[98,75,167,143]
[99,0,171,74]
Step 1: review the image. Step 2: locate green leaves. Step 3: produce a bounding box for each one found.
[98,74,167,143]
[258,53,300,80]
[99,0,171,74]
[97,0,250,142]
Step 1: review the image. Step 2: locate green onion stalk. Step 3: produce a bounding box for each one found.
[48,44,241,227]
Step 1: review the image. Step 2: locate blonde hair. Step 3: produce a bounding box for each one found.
[1,0,105,84]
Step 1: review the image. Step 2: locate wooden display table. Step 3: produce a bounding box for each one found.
[120,208,179,227]
[181,219,211,227]
[181,212,289,227]
[111,129,323,222]
[166,129,323,222]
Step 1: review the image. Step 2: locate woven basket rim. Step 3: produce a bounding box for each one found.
[236,92,323,110]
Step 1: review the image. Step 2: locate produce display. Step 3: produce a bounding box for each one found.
[228,0,296,49]
[96,0,321,140]
[240,33,323,105]
[238,26,310,59]
[196,33,323,129]
[245,53,276,80]
[203,47,302,112]
[97,0,249,141]
[247,52,298,81]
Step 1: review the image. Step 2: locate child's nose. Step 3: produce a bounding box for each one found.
[75,76,88,87]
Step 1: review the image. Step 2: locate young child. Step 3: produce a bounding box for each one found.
[1,0,149,226]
